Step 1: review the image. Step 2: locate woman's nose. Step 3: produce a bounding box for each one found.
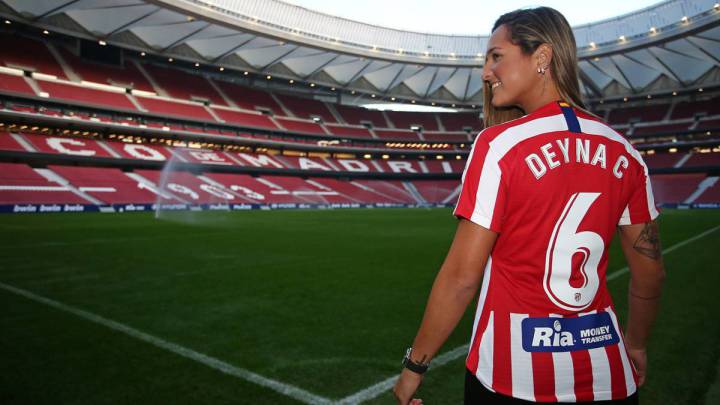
[482,65,493,82]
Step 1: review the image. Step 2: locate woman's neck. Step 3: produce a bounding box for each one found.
[519,83,563,114]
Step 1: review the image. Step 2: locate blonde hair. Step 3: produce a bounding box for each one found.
[483,7,586,128]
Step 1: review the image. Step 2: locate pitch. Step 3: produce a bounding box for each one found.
[1,208,719,404]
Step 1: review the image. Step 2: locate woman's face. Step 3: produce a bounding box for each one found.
[483,24,541,111]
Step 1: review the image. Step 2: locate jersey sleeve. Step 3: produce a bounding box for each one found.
[618,157,659,225]
[453,132,507,232]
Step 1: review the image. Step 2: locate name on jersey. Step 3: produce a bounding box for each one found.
[524,138,629,180]
[521,312,619,352]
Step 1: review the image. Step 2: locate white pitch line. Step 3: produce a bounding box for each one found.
[341,223,720,404]
[0,282,332,405]
[336,344,469,405]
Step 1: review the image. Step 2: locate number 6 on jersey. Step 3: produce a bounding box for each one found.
[544,192,604,311]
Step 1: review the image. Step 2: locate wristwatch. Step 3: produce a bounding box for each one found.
[402,347,430,374]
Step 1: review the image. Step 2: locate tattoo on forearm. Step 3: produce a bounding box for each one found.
[633,221,662,260]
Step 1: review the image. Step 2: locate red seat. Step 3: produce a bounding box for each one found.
[0,33,67,79]
[137,96,214,121]
[0,72,35,96]
[38,80,136,111]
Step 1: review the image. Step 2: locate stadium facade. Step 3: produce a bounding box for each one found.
[0,0,718,213]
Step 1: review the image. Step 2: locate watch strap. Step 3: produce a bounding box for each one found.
[402,347,429,374]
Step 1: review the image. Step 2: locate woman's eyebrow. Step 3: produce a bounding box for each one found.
[486,46,501,53]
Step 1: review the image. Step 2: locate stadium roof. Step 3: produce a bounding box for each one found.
[1,0,719,105]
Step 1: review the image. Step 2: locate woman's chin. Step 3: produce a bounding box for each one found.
[491,96,510,108]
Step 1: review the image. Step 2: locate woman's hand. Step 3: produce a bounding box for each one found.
[392,369,424,405]
[626,346,647,386]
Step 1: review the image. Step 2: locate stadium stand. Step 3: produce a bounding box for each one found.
[694,178,720,204]
[608,104,669,125]
[0,163,89,204]
[210,107,278,129]
[385,111,438,131]
[671,96,720,119]
[215,81,285,114]
[0,33,67,79]
[438,112,481,132]
[650,173,707,205]
[684,152,720,168]
[36,80,137,111]
[324,125,374,139]
[334,104,388,127]
[135,96,214,121]
[643,152,686,169]
[48,165,159,204]
[374,129,421,141]
[142,64,227,106]
[0,24,719,212]
[423,132,471,142]
[57,48,155,92]
[698,118,720,130]
[275,94,337,123]
[632,123,690,136]
[0,72,36,96]
[275,118,327,134]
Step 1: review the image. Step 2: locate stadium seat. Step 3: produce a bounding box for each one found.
[642,152,685,169]
[142,64,227,106]
[0,72,36,96]
[324,125,374,139]
[136,96,215,121]
[334,104,388,127]
[385,110,438,131]
[215,81,285,114]
[276,118,327,135]
[58,48,154,92]
[411,179,460,203]
[632,123,690,136]
[374,129,421,141]
[48,165,159,204]
[650,173,706,204]
[0,163,89,204]
[23,133,118,158]
[0,33,67,79]
[0,132,28,151]
[274,94,337,123]
[211,107,278,129]
[438,112,482,132]
[37,80,137,111]
[608,104,669,124]
[683,152,720,168]
[671,97,720,119]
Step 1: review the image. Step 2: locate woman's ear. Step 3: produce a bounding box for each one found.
[535,43,553,69]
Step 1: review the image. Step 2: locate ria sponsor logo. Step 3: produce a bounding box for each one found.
[521,312,619,352]
[532,320,574,348]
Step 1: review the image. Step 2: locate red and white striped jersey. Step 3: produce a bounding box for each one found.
[454,101,658,402]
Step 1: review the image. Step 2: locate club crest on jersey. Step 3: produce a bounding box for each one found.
[521,312,620,352]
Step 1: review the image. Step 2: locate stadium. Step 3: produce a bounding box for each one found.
[0,0,719,403]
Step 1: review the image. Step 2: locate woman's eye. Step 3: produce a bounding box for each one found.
[493,53,502,61]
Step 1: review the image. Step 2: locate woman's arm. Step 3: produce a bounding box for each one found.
[393,219,497,404]
[617,220,666,386]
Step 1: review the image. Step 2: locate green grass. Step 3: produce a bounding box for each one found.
[0,208,719,404]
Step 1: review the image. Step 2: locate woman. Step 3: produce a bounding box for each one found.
[393,7,664,404]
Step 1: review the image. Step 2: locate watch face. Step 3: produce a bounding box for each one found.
[402,348,428,374]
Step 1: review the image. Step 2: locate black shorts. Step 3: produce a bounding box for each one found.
[464,368,639,404]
